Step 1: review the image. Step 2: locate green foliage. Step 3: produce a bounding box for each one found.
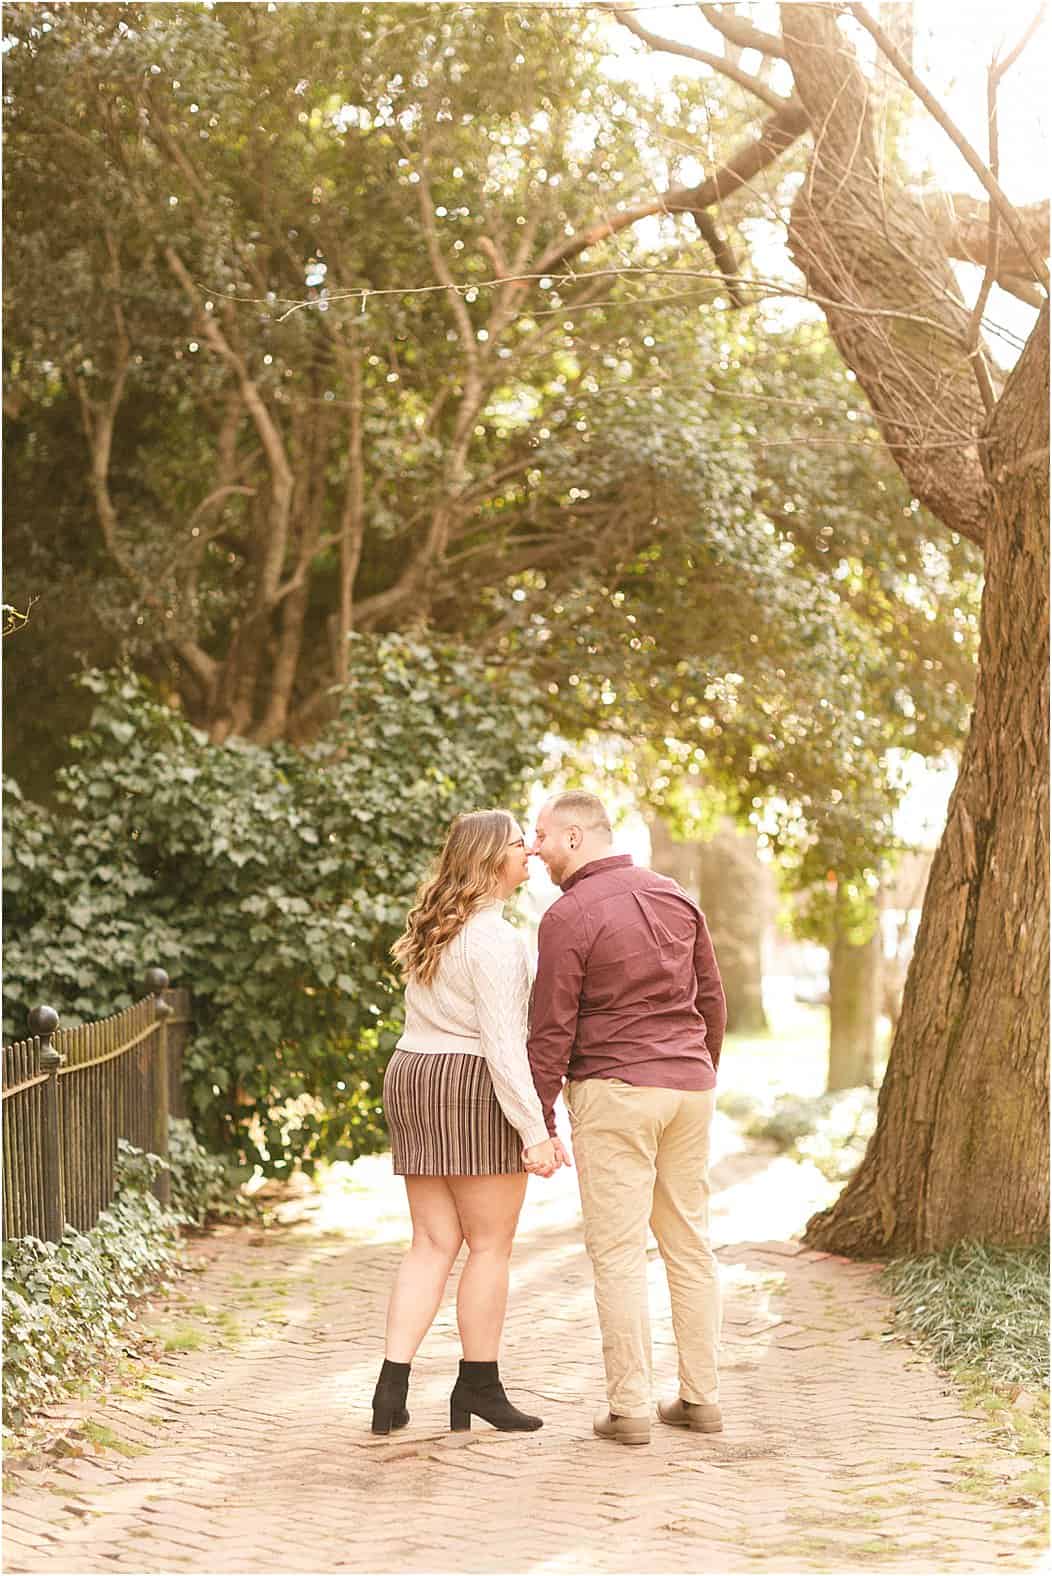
[2,1142,180,1431]
[3,0,978,868]
[882,1243,1050,1391]
[4,3,982,1009]
[485,320,979,883]
[167,1118,253,1228]
[744,1088,878,1182]
[3,0,733,761]
[4,642,544,1169]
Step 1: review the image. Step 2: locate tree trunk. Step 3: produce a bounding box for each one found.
[828,893,880,1091]
[779,4,991,547]
[807,307,1050,1254]
[648,815,772,1034]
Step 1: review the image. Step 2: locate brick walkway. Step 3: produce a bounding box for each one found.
[3,1115,1046,1575]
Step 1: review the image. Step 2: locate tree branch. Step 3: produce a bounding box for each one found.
[165,246,295,606]
[605,3,791,112]
[690,208,746,304]
[332,324,366,678]
[175,640,219,692]
[995,4,1047,78]
[779,2,991,546]
[698,5,788,59]
[917,192,1049,276]
[848,3,1049,289]
[965,61,1003,415]
[415,146,480,372]
[68,240,142,601]
[532,99,808,277]
[996,274,1045,308]
[185,484,257,539]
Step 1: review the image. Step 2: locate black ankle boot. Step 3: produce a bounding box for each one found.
[371,1358,411,1434]
[449,1360,543,1432]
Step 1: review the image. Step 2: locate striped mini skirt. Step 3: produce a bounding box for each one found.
[382,1048,525,1176]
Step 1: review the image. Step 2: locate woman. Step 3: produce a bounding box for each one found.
[371,809,564,1436]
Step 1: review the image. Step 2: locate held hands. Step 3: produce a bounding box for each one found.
[522,1136,573,1179]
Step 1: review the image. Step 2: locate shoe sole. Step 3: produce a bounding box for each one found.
[658,1415,722,1434]
[593,1427,651,1445]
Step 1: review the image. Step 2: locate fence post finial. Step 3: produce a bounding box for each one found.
[145,969,173,1208]
[28,1004,59,1046]
[29,1004,65,1242]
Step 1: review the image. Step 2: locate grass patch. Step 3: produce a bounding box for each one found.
[80,1420,147,1458]
[883,1242,1049,1510]
[881,1242,1048,1390]
[215,1311,242,1342]
[161,1325,206,1353]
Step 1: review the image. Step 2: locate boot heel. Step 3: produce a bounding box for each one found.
[370,1359,411,1435]
[449,1360,543,1432]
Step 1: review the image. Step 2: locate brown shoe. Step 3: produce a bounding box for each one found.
[658,1397,723,1433]
[593,1409,651,1445]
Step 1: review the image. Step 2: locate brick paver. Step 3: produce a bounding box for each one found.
[3,1114,1047,1574]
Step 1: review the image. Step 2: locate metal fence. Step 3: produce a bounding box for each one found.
[1,970,191,1242]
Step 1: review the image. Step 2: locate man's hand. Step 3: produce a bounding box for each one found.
[552,1136,573,1170]
[523,1139,558,1177]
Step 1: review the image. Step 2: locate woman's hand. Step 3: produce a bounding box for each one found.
[523,1139,558,1178]
[523,1137,573,1177]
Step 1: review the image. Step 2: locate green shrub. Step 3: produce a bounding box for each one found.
[715,1089,763,1122]
[3,636,545,1171]
[745,1087,878,1181]
[2,1141,180,1431]
[167,1117,253,1227]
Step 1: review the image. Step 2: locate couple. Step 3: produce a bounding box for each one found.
[371,790,727,1447]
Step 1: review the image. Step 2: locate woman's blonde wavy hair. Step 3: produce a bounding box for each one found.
[392,809,518,985]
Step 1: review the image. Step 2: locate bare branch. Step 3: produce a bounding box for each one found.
[605,3,791,112]
[532,99,808,277]
[997,274,1045,308]
[917,192,1049,275]
[993,4,1046,79]
[848,3,1049,289]
[68,243,140,597]
[165,246,295,606]
[690,208,746,305]
[185,484,257,539]
[698,5,788,59]
[332,324,366,677]
[415,149,479,370]
[2,597,38,638]
[966,61,1003,415]
[175,640,219,693]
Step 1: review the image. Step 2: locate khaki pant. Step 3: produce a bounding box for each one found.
[564,1077,720,1418]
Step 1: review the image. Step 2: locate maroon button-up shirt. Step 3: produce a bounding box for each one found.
[527,854,727,1136]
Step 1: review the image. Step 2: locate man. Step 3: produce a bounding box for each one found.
[526,791,727,1447]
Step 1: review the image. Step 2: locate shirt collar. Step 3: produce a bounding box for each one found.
[560,853,634,893]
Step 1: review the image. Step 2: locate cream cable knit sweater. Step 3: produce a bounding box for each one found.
[396,902,550,1149]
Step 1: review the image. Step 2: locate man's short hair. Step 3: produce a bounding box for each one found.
[547,791,612,835]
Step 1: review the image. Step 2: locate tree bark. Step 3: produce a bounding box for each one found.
[807,306,1049,1253]
[827,889,880,1091]
[779,4,992,547]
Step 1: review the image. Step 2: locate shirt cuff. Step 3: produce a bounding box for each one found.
[522,1121,551,1149]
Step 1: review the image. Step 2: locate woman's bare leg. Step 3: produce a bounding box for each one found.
[448,1173,528,1360]
[384,1176,464,1362]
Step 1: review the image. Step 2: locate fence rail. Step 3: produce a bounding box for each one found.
[1,971,191,1242]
